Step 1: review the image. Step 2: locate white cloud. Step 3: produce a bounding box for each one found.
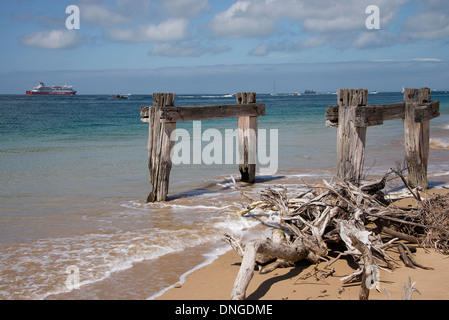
[107,19,190,42]
[404,11,449,40]
[20,30,82,49]
[163,0,210,17]
[209,0,409,40]
[79,3,130,27]
[372,58,443,62]
[149,42,231,57]
[149,42,207,56]
[208,1,276,38]
[412,58,443,62]
[351,30,396,49]
[249,45,269,56]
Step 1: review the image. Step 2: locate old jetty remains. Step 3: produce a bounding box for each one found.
[140,92,266,202]
[326,88,440,189]
[140,88,439,202]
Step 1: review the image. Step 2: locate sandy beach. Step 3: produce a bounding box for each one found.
[157,189,449,301]
[157,248,449,300]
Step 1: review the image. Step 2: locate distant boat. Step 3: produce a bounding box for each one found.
[223,93,234,98]
[370,91,378,94]
[303,89,316,95]
[292,92,301,96]
[26,82,76,95]
[113,94,130,99]
[402,86,405,94]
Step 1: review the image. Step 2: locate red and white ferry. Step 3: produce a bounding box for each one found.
[26,82,77,95]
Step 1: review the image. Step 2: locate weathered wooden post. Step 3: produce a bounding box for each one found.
[403,88,433,190]
[326,87,439,189]
[147,93,176,202]
[141,92,265,202]
[336,89,369,184]
[237,92,257,183]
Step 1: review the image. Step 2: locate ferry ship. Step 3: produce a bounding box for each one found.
[26,82,77,95]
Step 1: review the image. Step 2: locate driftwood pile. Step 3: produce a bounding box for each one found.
[224,169,449,300]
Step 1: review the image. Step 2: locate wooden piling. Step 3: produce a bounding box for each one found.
[326,87,439,189]
[237,92,258,183]
[147,93,176,202]
[141,92,265,202]
[403,88,431,190]
[336,89,368,184]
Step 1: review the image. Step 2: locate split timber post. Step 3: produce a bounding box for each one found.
[326,88,439,189]
[146,93,176,203]
[336,89,369,184]
[237,92,258,183]
[403,88,434,189]
[141,92,265,202]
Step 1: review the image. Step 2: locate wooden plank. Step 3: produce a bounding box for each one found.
[336,89,368,184]
[159,103,266,122]
[147,93,176,202]
[237,92,257,183]
[355,105,383,127]
[328,87,439,190]
[141,106,150,118]
[419,87,431,103]
[326,102,405,127]
[338,88,368,107]
[325,105,339,127]
[414,101,440,122]
[154,121,176,201]
[379,102,405,121]
[403,88,431,190]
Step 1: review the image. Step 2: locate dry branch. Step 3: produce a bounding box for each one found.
[224,169,449,300]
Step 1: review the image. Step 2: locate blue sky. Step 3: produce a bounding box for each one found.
[0,0,448,94]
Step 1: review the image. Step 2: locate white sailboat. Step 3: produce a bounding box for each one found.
[271,80,277,96]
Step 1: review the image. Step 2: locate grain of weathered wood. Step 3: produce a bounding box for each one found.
[336,89,368,184]
[142,92,264,202]
[237,92,258,183]
[326,102,406,127]
[159,103,265,122]
[325,105,339,127]
[327,87,439,188]
[380,102,406,121]
[414,101,440,123]
[403,88,431,190]
[147,93,176,202]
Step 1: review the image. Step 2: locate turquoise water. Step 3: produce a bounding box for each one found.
[1,92,448,299]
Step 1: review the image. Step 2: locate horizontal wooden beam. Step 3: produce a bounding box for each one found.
[141,106,151,118]
[326,101,438,127]
[414,101,440,123]
[325,105,339,127]
[377,102,405,121]
[141,103,266,123]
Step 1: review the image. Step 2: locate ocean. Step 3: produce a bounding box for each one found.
[1,92,448,300]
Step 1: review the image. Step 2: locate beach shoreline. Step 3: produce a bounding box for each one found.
[156,246,449,300]
[44,174,449,301]
[156,187,449,301]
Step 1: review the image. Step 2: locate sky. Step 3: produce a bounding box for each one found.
[0,0,448,94]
